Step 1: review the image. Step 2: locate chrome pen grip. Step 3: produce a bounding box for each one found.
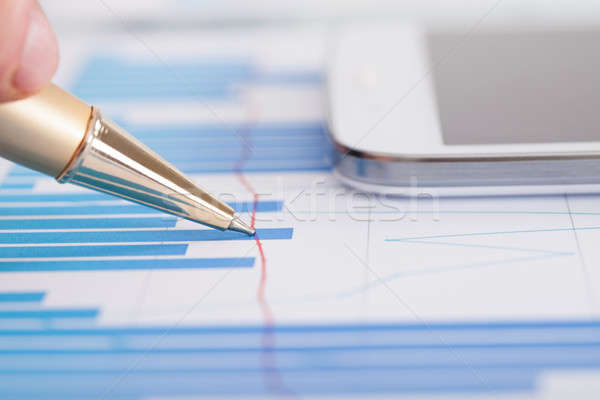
[58,109,236,230]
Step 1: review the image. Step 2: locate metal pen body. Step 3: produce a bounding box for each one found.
[0,84,254,235]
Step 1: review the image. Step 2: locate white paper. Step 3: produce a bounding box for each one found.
[0,28,599,399]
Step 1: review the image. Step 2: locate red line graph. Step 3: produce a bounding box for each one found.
[234,104,293,397]
[235,172,272,322]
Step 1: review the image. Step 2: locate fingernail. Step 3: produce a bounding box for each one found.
[12,6,58,94]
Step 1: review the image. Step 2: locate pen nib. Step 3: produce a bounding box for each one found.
[228,216,255,236]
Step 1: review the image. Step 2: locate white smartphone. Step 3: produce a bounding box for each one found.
[327,25,600,195]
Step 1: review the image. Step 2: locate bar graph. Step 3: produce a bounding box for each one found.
[69,56,332,174]
[0,183,289,272]
[1,292,600,398]
[1,122,332,180]
[0,56,303,280]
[72,57,323,101]
[0,121,332,180]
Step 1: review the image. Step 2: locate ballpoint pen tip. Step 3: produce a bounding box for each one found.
[228,216,255,236]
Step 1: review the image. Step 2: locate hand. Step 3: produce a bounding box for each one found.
[0,0,58,102]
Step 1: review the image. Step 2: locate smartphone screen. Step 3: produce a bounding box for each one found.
[428,29,600,145]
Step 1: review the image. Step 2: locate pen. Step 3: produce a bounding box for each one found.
[0,84,255,235]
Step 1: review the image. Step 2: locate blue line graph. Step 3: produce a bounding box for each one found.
[339,236,576,297]
[400,240,573,256]
[340,254,569,298]
[385,226,600,242]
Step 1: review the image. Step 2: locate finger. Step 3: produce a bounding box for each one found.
[0,0,58,102]
[0,0,33,101]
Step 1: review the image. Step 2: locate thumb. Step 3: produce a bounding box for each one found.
[0,0,59,102]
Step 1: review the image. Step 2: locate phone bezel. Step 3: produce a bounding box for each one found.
[327,25,600,162]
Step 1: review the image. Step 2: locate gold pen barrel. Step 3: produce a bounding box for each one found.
[0,84,91,177]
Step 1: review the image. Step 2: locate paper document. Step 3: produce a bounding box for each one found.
[0,28,600,399]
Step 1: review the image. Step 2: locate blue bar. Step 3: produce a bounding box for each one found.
[3,344,600,368]
[2,341,600,352]
[0,368,534,397]
[0,177,35,185]
[182,165,332,174]
[255,71,323,84]
[0,292,45,302]
[0,182,34,190]
[0,366,559,376]
[0,244,187,258]
[155,147,329,162]
[0,201,282,216]
[76,67,322,85]
[0,309,98,319]
[77,57,255,80]
[74,64,322,87]
[141,135,328,149]
[74,57,298,77]
[0,257,254,272]
[0,228,292,244]
[74,84,234,101]
[3,319,600,335]
[6,171,39,178]
[75,74,322,100]
[129,122,327,140]
[6,171,41,178]
[177,159,332,174]
[0,193,113,202]
[0,218,177,230]
[0,205,154,216]
[149,147,332,168]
